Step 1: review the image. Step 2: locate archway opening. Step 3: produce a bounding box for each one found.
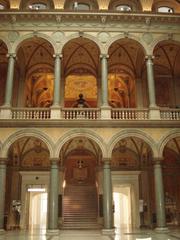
[0,40,8,106]
[162,136,180,226]
[153,40,180,108]
[16,37,54,107]
[60,136,102,229]
[62,37,100,107]
[108,38,145,108]
[111,136,153,228]
[5,136,50,230]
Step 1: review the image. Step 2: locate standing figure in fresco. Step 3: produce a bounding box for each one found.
[73,93,89,108]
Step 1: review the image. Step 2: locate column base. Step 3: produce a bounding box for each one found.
[0,229,6,235]
[46,229,60,235]
[50,106,61,119]
[0,107,12,119]
[100,106,111,119]
[102,228,115,235]
[149,107,160,120]
[155,227,169,233]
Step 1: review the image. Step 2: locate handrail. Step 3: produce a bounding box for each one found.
[12,108,51,120]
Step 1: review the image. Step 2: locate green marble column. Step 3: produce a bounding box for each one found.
[103,158,113,230]
[146,55,157,108]
[0,159,7,231]
[154,159,168,231]
[101,55,109,107]
[48,160,59,231]
[53,54,62,107]
[4,54,16,107]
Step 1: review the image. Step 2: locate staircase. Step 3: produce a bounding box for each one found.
[63,184,100,229]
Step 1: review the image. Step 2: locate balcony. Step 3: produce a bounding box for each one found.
[0,107,180,121]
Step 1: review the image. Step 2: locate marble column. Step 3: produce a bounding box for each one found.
[102,158,113,233]
[4,54,16,107]
[48,159,59,234]
[153,159,168,232]
[101,54,109,107]
[0,159,7,232]
[53,54,62,107]
[145,55,157,108]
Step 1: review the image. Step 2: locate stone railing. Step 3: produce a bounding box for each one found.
[12,108,51,120]
[160,108,180,120]
[111,108,149,120]
[62,108,100,120]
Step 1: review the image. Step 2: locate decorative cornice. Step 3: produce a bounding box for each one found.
[0,11,179,25]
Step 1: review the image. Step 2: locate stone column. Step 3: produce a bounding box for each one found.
[4,54,16,107]
[102,158,114,234]
[100,55,111,119]
[53,54,62,107]
[47,159,59,234]
[153,159,168,232]
[51,54,62,119]
[0,159,7,233]
[146,55,160,119]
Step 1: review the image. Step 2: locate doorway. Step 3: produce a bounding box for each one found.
[28,190,47,230]
[113,186,132,229]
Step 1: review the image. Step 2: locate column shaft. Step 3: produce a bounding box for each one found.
[146,56,157,108]
[154,160,166,229]
[0,160,7,230]
[53,54,61,107]
[103,159,113,229]
[101,55,109,107]
[48,161,59,230]
[4,54,15,107]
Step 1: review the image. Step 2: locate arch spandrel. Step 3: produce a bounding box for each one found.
[107,129,158,159]
[1,129,54,158]
[54,129,108,159]
[0,37,11,53]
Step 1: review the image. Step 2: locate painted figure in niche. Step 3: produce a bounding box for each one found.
[109,73,136,108]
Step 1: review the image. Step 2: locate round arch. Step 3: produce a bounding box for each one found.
[107,129,158,158]
[12,33,57,54]
[1,129,54,158]
[55,129,107,158]
[59,33,103,54]
[149,35,180,54]
[158,129,180,158]
[106,34,147,55]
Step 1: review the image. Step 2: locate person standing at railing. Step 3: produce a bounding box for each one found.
[72,94,89,108]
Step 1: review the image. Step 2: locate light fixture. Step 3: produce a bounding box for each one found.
[28,188,46,192]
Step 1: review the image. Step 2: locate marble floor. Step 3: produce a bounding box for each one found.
[0,227,180,240]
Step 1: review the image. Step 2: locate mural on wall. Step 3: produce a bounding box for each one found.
[24,70,54,107]
[64,75,97,107]
[111,137,152,169]
[108,72,136,108]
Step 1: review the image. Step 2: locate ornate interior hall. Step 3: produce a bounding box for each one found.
[0,0,180,239]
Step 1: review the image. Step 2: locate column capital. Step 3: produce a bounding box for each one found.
[100,54,109,59]
[0,158,7,165]
[50,158,60,165]
[153,157,164,165]
[6,53,16,58]
[102,158,111,164]
[53,53,62,58]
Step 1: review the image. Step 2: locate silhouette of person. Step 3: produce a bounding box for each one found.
[73,94,89,108]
